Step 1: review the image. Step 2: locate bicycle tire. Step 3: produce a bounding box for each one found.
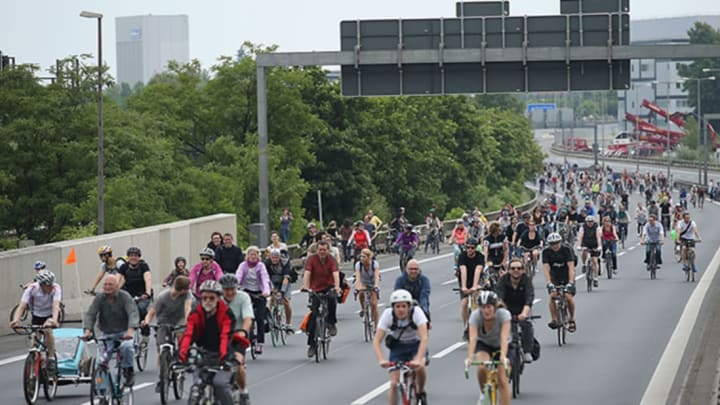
[606,253,613,280]
[249,321,257,360]
[556,305,563,347]
[43,363,58,401]
[314,316,323,363]
[270,312,279,347]
[322,329,330,360]
[688,250,696,282]
[277,308,287,346]
[91,366,112,405]
[172,365,184,401]
[511,350,521,398]
[23,352,39,405]
[562,307,568,345]
[120,386,134,405]
[10,304,28,324]
[159,350,171,404]
[408,376,417,405]
[136,342,148,372]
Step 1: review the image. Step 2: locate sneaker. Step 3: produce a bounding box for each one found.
[123,368,135,387]
[547,320,560,330]
[239,392,250,405]
[476,392,485,405]
[523,352,533,364]
[255,344,263,355]
[463,328,469,342]
[613,269,618,275]
[307,345,317,358]
[359,310,365,318]
[46,357,57,376]
[155,381,162,393]
[328,324,337,337]
[416,391,427,404]
[593,279,599,288]
[284,324,294,334]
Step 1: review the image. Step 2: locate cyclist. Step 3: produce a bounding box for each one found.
[648,200,660,222]
[458,238,485,341]
[10,270,62,375]
[354,248,380,327]
[215,233,245,275]
[22,260,47,289]
[394,259,431,323]
[302,240,342,358]
[449,219,468,269]
[117,246,153,346]
[483,221,509,278]
[219,274,254,404]
[189,248,223,301]
[468,217,484,244]
[640,213,664,268]
[495,258,536,364]
[577,215,602,288]
[140,276,192,393]
[347,221,372,262]
[677,211,702,274]
[600,216,619,275]
[178,280,235,404]
[266,231,289,261]
[660,197,672,232]
[82,274,138,386]
[635,202,648,237]
[236,246,271,355]
[517,219,543,273]
[86,245,126,294]
[264,248,294,331]
[162,256,190,288]
[542,233,577,332]
[373,289,429,405]
[617,204,629,242]
[466,291,511,405]
[394,223,419,273]
[424,211,442,253]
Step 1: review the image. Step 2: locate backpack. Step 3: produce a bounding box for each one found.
[288,269,299,284]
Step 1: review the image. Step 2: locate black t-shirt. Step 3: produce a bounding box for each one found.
[660,202,671,215]
[118,261,150,298]
[484,234,506,262]
[513,223,529,243]
[542,246,574,283]
[581,223,599,248]
[199,313,220,353]
[495,273,534,316]
[457,251,485,289]
[215,245,244,274]
[519,230,542,249]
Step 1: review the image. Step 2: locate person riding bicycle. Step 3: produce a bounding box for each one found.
[617,204,629,241]
[394,259,431,324]
[86,245,127,294]
[468,217,484,244]
[458,238,485,341]
[466,291,511,405]
[117,246,153,346]
[189,248,223,300]
[483,221,509,280]
[140,276,192,393]
[449,219,468,269]
[517,219,543,273]
[648,200,660,222]
[677,211,702,274]
[219,274,254,404]
[373,289,429,405]
[236,246,271,355]
[264,248,294,332]
[82,274,139,387]
[348,221,372,262]
[600,216,619,275]
[302,240,342,358]
[162,256,190,288]
[10,270,62,375]
[660,196,672,232]
[640,213,664,268]
[495,258,536,364]
[394,224,419,272]
[576,215,602,288]
[354,248,381,327]
[178,280,236,405]
[21,260,47,289]
[424,211,442,253]
[543,233,577,332]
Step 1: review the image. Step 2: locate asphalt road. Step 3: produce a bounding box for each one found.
[1,168,719,404]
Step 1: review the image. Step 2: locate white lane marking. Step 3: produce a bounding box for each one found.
[291,253,454,295]
[0,354,26,367]
[355,303,385,314]
[640,242,720,405]
[575,274,586,281]
[351,382,391,405]
[432,341,466,359]
[628,246,637,251]
[533,298,541,305]
[79,382,154,405]
[441,278,457,286]
[618,252,626,256]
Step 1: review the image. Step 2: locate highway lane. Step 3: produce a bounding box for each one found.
[1,187,718,404]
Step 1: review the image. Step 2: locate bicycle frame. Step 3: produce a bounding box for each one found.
[464,359,507,405]
[307,291,332,362]
[184,348,237,404]
[93,336,129,403]
[388,362,418,405]
[354,288,378,342]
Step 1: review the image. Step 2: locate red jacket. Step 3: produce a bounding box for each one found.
[179,298,234,362]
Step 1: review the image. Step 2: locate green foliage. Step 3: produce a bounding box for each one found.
[677,22,720,117]
[444,207,467,222]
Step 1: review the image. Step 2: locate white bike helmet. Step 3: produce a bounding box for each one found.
[199,280,221,294]
[547,232,563,244]
[199,247,215,259]
[36,270,55,286]
[389,289,413,305]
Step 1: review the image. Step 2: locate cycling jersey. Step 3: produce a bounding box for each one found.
[395,232,419,251]
[484,234,506,263]
[21,283,62,318]
[452,227,467,245]
[542,246,574,285]
[581,223,600,248]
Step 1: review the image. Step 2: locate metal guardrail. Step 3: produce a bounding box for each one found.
[550,146,720,171]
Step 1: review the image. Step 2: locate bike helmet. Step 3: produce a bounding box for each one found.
[307,222,316,229]
[126,246,142,256]
[547,232,563,244]
[199,247,215,259]
[404,223,413,230]
[218,273,239,289]
[97,245,112,255]
[465,238,478,248]
[389,289,413,305]
[585,215,596,222]
[354,220,363,226]
[199,280,221,294]
[36,270,55,286]
[33,260,46,271]
[477,290,498,306]
[456,219,463,225]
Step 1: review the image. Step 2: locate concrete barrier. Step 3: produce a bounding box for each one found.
[0,213,236,334]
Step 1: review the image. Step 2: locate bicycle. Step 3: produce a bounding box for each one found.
[509,316,540,399]
[245,292,265,359]
[132,326,149,372]
[10,286,66,326]
[602,243,614,280]
[152,324,186,404]
[387,361,426,405]
[519,247,539,281]
[644,242,660,280]
[304,290,332,363]
[14,325,58,405]
[464,358,509,405]
[552,286,570,347]
[426,228,441,255]
[88,335,134,405]
[681,239,700,283]
[581,248,599,292]
[618,223,627,249]
[354,288,379,343]
[268,290,288,347]
[182,347,241,405]
[453,287,479,341]
[484,264,503,291]
[396,246,416,274]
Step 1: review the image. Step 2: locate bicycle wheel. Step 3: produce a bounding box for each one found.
[606,253,613,280]
[322,328,330,360]
[172,365,184,400]
[159,350,171,404]
[277,309,287,346]
[586,270,592,293]
[23,352,39,405]
[136,341,148,371]
[120,386,134,405]
[90,366,112,405]
[511,350,521,398]
[249,321,257,360]
[561,307,568,345]
[555,306,564,347]
[43,362,58,401]
[688,250,695,282]
[270,310,279,347]
[408,377,417,405]
[10,304,28,324]
[314,317,323,363]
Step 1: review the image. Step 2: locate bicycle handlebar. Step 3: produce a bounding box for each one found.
[12,325,56,335]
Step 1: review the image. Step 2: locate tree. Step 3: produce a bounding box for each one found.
[677,22,720,117]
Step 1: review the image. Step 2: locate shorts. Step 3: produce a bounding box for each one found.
[474,341,501,361]
[583,247,601,257]
[31,315,50,326]
[389,341,420,363]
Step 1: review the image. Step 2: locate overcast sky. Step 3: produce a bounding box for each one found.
[2,0,720,78]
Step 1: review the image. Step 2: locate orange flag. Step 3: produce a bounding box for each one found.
[64,247,77,265]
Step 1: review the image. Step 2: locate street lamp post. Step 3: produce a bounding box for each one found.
[80,11,104,235]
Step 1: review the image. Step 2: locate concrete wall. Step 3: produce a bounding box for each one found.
[0,214,235,334]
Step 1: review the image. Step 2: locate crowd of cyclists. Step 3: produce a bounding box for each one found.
[7,160,715,405]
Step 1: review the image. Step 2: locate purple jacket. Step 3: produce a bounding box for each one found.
[395,232,419,251]
[235,261,271,295]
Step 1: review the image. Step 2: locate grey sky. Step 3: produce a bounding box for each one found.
[2,0,719,79]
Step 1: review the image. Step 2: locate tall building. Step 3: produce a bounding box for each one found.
[618,15,720,129]
[116,15,189,86]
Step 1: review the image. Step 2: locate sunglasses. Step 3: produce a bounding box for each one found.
[200,257,212,261]
[98,254,108,258]
[510,266,524,270]
[407,267,420,270]
[465,246,476,250]
[201,296,217,302]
